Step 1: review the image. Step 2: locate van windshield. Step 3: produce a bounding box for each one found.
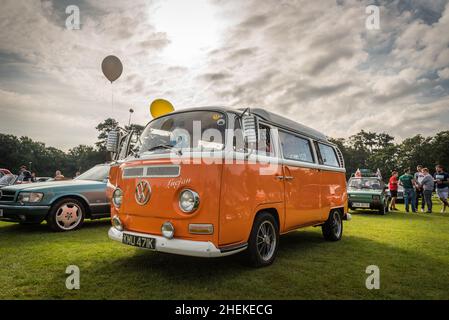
[136,111,227,155]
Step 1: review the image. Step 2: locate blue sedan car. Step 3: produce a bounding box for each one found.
[0,164,110,232]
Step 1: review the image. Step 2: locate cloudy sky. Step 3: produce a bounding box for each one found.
[0,0,448,150]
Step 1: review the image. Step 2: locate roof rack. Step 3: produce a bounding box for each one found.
[350,169,380,178]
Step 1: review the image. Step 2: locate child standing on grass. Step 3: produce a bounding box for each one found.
[419,168,434,213]
[399,168,417,213]
[434,165,449,213]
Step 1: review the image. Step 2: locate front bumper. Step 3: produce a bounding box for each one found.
[108,227,247,258]
[0,204,50,223]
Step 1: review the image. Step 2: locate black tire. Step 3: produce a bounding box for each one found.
[322,209,343,241]
[246,212,280,267]
[378,199,389,215]
[47,198,86,232]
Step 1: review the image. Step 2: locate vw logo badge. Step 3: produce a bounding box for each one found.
[135,180,151,205]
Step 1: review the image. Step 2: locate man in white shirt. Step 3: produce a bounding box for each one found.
[414,165,425,212]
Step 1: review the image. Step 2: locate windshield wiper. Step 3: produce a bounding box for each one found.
[146,144,183,155]
[147,144,174,152]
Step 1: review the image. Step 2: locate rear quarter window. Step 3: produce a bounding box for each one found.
[317,143,339,167]
[279,131,314,163]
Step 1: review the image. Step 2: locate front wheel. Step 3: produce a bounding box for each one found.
[247,212,280,267]
[322,210,343,241]
[47,198,85,232]
[379,199,389,215]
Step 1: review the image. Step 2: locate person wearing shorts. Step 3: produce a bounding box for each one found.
[389,171,399,211]
[434,165,449,213]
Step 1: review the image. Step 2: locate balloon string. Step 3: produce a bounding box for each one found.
[111,85,114,120]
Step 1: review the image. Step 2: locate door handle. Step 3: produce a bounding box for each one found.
[275,175,284,180]
[284,176,294,181]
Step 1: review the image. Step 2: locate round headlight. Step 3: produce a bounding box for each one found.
[161,221,175,239]
[179,189,200,213]
[112,188,123,208]
[112,215,123,231]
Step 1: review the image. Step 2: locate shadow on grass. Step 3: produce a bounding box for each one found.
[85,230,328,287]
[85,228,449,299]
[1,218,449,299]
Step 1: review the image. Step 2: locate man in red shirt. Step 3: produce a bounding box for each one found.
[389,170,399,211]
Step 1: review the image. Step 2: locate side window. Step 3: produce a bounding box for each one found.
[258,123,274,156]
[279,131,314,163]
[317,143,339,167]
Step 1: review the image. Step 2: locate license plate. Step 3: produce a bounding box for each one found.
[353,202,370,208]
[122,233,156,250]
[0,209,3,217]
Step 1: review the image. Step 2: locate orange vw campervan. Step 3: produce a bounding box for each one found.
[107,107,350,267]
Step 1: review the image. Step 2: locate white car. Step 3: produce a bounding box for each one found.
[387,185,404,201]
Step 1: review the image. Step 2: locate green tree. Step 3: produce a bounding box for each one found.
[68,145,107,174]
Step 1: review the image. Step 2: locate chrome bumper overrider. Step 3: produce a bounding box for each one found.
[108,227,247,258]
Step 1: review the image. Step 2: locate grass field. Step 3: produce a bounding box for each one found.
[1,201,448,300]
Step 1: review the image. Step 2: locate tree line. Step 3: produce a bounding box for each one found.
[0,119,447,180]
[0,119,144,177]
[330,130,449,179]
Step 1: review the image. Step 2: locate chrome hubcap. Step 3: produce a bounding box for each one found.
[332,212,342,237]
[256,221,276,261]
[56,203,82,230]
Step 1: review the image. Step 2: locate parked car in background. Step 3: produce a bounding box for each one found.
[0,169,12,178]
[347,176,390,215]
[0,164,111,231]
[0,174,17,187]
[387,185,404,202]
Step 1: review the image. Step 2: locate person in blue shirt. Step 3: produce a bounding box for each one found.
[434,165,449,213]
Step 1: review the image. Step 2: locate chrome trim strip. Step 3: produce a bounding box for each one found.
[122,165,181,179]
[146,165,181,178]
[0,205,50,210]
[124,151,346,173]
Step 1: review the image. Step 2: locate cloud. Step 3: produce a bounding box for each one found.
[438,67,449,79]
[0,0,448,151]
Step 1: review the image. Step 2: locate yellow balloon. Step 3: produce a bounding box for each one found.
[150,99,175,118]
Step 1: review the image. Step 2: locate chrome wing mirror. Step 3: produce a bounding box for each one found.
[242,115,257,155]
[106,128,119,153]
